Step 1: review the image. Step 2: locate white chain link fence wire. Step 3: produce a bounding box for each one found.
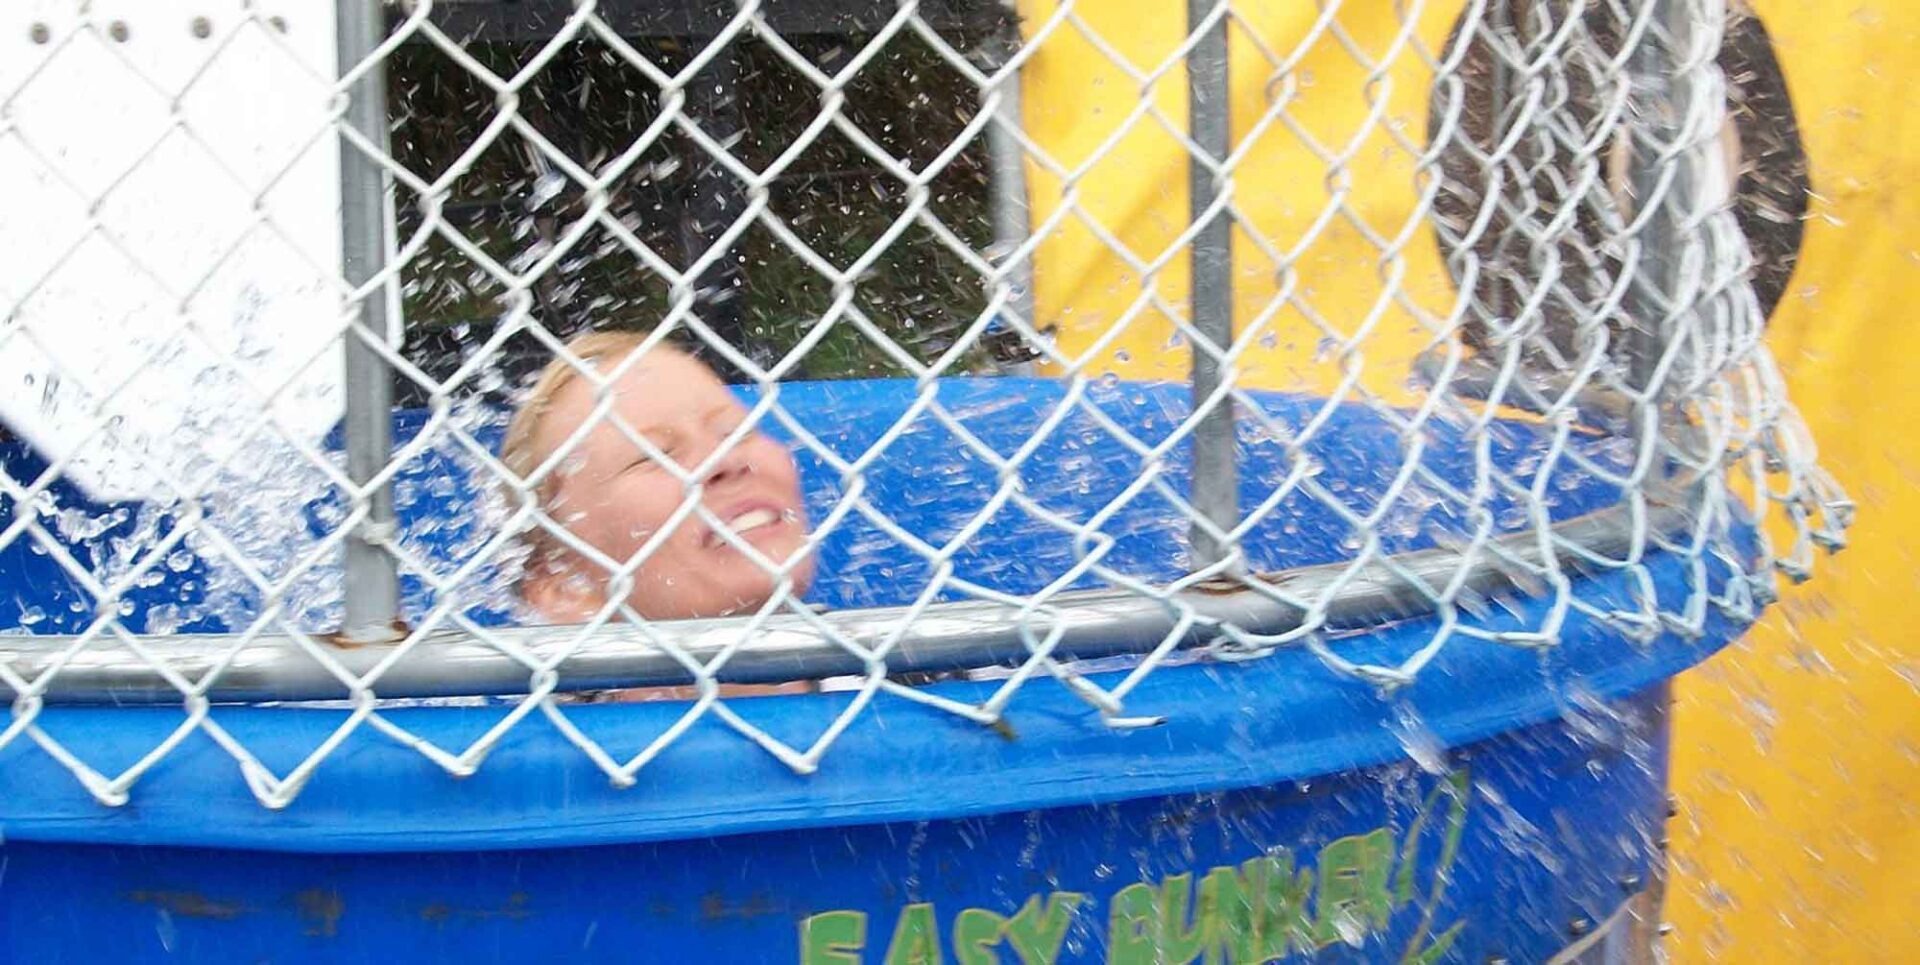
[0,0,1853,809]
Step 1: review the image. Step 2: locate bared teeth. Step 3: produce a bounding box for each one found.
[729,508,778,532]
[711,508,780,546]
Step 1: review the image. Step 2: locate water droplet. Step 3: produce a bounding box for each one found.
[1388,704,1449,775]
[1331,914,1366,947]
[155,908,177,953]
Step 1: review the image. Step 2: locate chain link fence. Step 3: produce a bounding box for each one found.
[0,0,1851,810]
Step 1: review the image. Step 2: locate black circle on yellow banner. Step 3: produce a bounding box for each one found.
[1426,6,1809,349]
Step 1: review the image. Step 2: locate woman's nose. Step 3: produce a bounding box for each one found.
[695,431,754,485]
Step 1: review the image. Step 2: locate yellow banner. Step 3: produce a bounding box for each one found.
[1017,0,1458,399]
[1667,1,1917,960]
[1014,2,1915,959]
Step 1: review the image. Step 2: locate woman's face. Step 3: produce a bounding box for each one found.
[525,348,814,621]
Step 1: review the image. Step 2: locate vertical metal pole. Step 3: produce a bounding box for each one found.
[1625,7,1701,940]
[985,25,1037,376]
[1487,0,1516,336]
[1626,0,1691,398]
[337,0,400,642]
[1186,0,1237,570]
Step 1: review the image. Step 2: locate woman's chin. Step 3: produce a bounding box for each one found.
[786,556,817,600]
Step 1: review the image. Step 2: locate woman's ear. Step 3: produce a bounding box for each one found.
[522,555,608,624]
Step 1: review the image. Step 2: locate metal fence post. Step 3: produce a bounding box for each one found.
[336,0,401,642]
[1626,0,1692,399]
[1186,0,1237,570]
[985,22,1037,375]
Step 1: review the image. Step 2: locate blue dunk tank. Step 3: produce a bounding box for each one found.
[0,377,1765,963]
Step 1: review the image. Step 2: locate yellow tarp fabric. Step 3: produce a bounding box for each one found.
[1665,1,1917,959]
[1014,2,1914,958]
[1015,0,1458,399]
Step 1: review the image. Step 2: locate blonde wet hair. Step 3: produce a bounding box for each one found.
[500,329,675,498]
[499,329,680,580]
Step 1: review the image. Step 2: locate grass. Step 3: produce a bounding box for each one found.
[382,30,1015,396]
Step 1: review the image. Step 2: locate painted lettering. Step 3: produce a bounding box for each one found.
[798,770,1472,964]
[1254,853,1316,960]
[801,910,867,965]
[1156,874,1208,964]
[1197,859,1260,964]
[1104,883,1159,965]
[885,903,942,965]
[1005,892,1086,965]
[952,908,1007,965]
[1312,829,1394,947]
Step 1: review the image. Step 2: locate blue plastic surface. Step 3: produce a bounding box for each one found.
[0,685,1676,964]
[0,378,1745,962]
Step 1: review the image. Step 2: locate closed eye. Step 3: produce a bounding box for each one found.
[624,437,678,473]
